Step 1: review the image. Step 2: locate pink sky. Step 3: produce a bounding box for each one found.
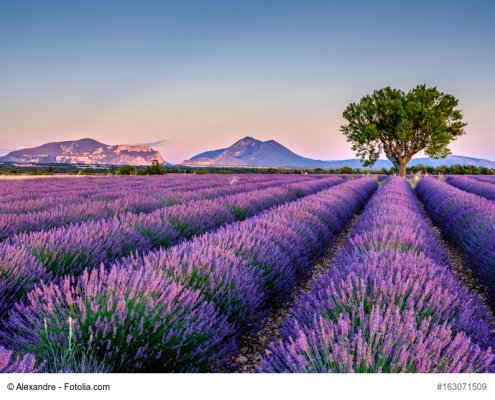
[1,1,494,163]
[0,88,493,164]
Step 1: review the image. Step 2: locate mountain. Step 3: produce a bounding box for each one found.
[0,138,166,166]
[184,136,330,167]
[183,136,495,169]
[408,155,495,168]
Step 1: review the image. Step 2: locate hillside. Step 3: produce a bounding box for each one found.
[183,137,495,169]
[0,138,166,166]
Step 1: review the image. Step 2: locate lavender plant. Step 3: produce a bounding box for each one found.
[416,177,495,303]
[121,178,377,330]
[0,175,340,240]
[0,244,49,322]
[446,176,495,201]
[2,264,234,372]
[0,346,36,373]
[10,177,345,279]
[260,178,495,373]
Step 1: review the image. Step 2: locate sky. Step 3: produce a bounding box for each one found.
[0,0,494,163]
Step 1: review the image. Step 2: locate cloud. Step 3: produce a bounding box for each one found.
[131,139,170,147]
[145,139,170,147]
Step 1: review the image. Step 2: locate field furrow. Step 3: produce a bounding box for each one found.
[416,178,495,304]
[259,178,494,372]
[0,175,325,240]
[0,177,377,372]
[0,176,345,324]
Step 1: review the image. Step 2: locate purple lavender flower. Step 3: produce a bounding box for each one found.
[260,178,495,373]
[0,244,49,322]
[417,178,495,303]
[0,346,36,373]
[446,176,495,201]
[2,264,234,372]
[118,177,377,330]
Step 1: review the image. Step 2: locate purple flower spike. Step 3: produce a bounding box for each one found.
[261,178,495,373]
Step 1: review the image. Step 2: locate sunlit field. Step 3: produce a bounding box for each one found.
[1,173,494,373]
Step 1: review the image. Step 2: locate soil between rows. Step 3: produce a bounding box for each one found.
[413,188,495,323]
[223,211,363,373]
[220,182,495,373]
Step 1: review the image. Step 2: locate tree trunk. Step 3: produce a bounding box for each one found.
[399,159,407,178]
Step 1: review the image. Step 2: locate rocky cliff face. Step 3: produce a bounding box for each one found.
[0,138,166,166]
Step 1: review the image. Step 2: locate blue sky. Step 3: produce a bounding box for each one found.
[0,0,494,162]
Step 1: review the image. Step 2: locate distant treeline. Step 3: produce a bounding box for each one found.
[1,162,494,176]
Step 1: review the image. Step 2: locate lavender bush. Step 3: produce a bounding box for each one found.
[0,244,49,322]
[1,175,336,240]
[122,178,377,330]
[11,177,344,279]
[446,176,495,201]
[260,178,495,373]
[472,175,495,185]
[416,177,495,303]
[0,346,36,373]
[2,264,234,372]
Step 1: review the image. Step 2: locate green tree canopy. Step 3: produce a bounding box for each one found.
[145,159,166,175]
[340,85,466,177]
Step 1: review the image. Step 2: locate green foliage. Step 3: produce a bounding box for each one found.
[340,85,466,176]
[407,164,493,175]
[117,165,137,175]
[145,159,166,175]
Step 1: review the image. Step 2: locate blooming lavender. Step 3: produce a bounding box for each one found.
[10,176,345,279]
[11,218,153,278]
[416,177,495,303]
[472,175,495,185]
[260,178,495,373]
[0,174,336,240]
[0,244,49,323]
[2,264,234,372]
[121,178,377,331]
[446,176,495,201]
[0,346,36,373]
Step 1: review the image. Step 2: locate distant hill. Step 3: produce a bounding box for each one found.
[408,155,495,168]
[0,138,166,166]
[183,136,495,169]
[185,136,327,167]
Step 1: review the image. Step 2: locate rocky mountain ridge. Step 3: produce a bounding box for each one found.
[0,138,165,166]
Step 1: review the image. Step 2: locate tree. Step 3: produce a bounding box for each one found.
[145,159,166,175]
[340,85,466,177]
[117,165,137,175]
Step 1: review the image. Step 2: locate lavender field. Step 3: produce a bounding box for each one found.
[1,174,494,373]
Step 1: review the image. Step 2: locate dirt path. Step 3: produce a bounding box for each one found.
[224,211,363,373]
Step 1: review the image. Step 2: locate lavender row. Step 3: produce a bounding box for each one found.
[472,175,495,185]
[416,177,495,303]
[1,178,377,372]
[446,176,495,201]
[260,178,494,373]
[0,174,296,214]
[0,174,223,210]
[0,175,320,240]
[0,174,307,217]
[0,177,345,321]
[123,178,377,326]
